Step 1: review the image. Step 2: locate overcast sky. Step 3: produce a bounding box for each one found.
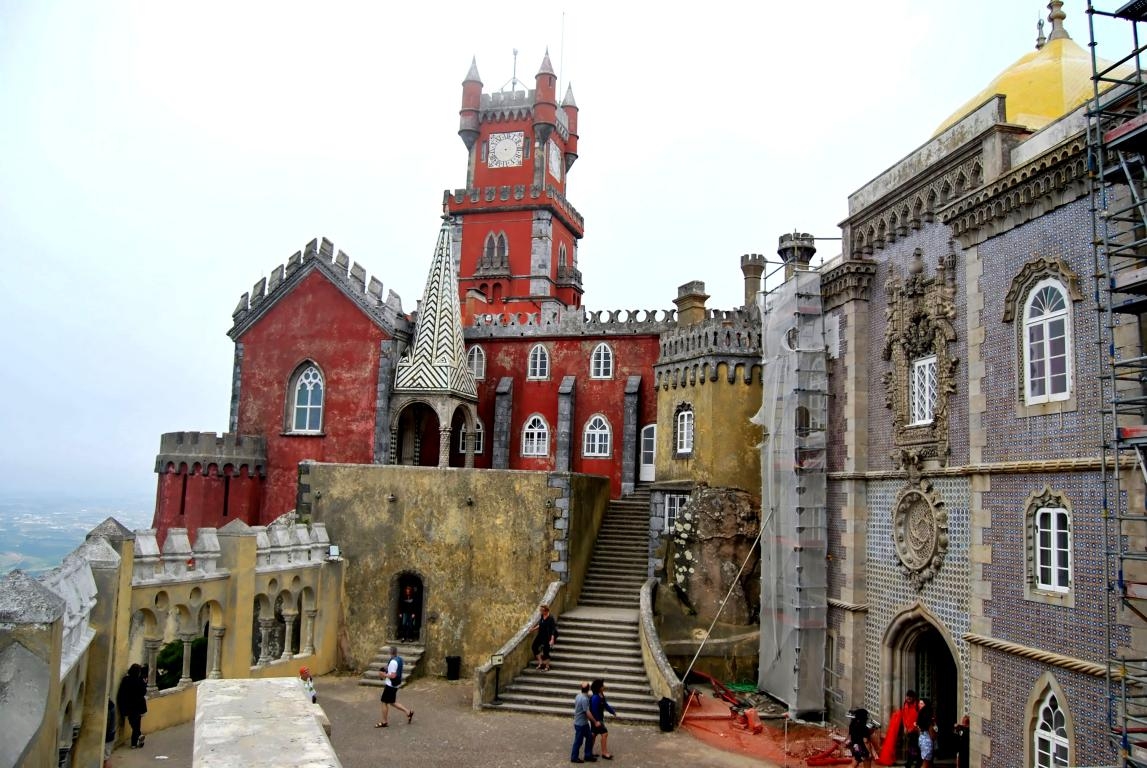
[0,1,1131,498]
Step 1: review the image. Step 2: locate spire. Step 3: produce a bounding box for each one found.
[1036,17,1046,49]
[561,83,577,108]
[537,47,556,77]
[393,219,477,400]
[464,56,481,85]
[1047,0,1070,41]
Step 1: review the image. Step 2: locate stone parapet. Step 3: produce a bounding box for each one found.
[155,432,267,476]
[654,309,761,387]
[446,184,584,233]
[466,304,676,339]
[228,237,410,341]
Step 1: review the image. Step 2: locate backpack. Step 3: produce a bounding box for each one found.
[392,656,403,686]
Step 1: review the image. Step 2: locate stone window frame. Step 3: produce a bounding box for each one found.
[559,243,568,268]
[527,344,550,380]
[1024,673,1073,768]
[674,403,694,457]
[582,414,612,458]
[909,355,938,425]
[590,342,613,379]
[521,414,549,457]
[483,231,508,266]
[459,419,484,454]
[286,361,325,435]
[1002,257,1082,418]
[1023,486,1074,607]
[466,346,486,381]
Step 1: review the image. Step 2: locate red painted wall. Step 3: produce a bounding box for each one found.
[470,333,661,496]
[153,462,262,546]
[235,270,389,522]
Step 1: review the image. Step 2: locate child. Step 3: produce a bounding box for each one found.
[299,666,317,703]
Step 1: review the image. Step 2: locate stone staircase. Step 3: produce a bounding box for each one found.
[359,642,425,687]
[487,486,660,724]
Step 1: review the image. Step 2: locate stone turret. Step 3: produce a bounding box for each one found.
[459,57,483,151]
[562,84,579,171]
[532,50,558,147]
[741,253,766,307]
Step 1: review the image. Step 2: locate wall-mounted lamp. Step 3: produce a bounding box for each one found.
[314,490,322,500]
[387,493,397,503]
[545,499,553,508]
[466,496,474,506]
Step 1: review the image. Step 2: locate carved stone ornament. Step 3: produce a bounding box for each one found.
[882,247,959,466]
[891,479,948,590]
[1001,256,1083,323]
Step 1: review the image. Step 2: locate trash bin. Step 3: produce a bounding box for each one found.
[658,697,676,732]
[445,655,462,681]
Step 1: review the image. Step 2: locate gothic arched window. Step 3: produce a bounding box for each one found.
[1034,690,1069,767]
[522,414,549,457]
[290,363,324,433]
[528,344,550,380]
[1024,278,1072,405]
[583,414,612,457]
[467,346,486,380]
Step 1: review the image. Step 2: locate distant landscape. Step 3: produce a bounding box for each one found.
[0,491,155,574]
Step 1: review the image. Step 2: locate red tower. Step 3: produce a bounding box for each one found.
[446,52,584,320]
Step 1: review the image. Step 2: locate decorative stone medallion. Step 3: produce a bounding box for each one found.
[891,480,948,590]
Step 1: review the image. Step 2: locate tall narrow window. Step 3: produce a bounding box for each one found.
[665,493,688,532]
[583,414,612,457]
[559,243,568,268]
[484,233,496,264]
[1034,691,1069,767]
[590,342,613,379]
[676,407,694,455]
[1036,506,1071,592]
[459,421,484,454]
[292,364,324,433]
[1024,280,1071,404]
[467,346,486,380]
[528,344,550,380]
[910,356,937,425]
[522,415,549,456]
[496,233,507,265]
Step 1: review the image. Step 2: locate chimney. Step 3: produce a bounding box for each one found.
[777,232,816,281]
[673,281,709,327]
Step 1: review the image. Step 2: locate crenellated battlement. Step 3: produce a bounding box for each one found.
[446,184,584,232]
[229,237,410,341]
[155,431,267,475]
[478,90,570,138]
[654,309,763,388]
[465,304,678,339]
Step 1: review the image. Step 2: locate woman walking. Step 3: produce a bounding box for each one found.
[590,678,617,759]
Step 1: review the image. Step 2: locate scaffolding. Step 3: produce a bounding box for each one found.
[1088,2,1147,764]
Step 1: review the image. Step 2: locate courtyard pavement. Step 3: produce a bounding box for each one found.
[109,673,774,768]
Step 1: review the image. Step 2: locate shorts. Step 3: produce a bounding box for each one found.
[919,732,934,761]
[592,723,608,735]
[531,638,551,660]
[380,685,398,704]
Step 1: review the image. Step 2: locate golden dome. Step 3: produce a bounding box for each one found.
[933,3,1131,136]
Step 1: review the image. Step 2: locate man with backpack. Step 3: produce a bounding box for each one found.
[376,645,414,727]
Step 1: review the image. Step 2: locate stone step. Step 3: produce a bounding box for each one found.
[359,644,425,687]
[493,689,661,718]
[578,597,641,609]
[510,669,652,692]
[505,681,655,706]
[482,700,660,724]
[529,656,647,676]
[557,627,641,644]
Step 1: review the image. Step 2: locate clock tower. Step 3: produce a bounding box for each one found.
[445,52,584,320]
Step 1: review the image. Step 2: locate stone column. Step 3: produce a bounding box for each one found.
[144,639,161,692]
[302,609,317,655]
[257,618,275,666]
[179,634,195,685]
[438,427,452,467]
[209,626,226,679]
[280,612,297,660]
[464,429,475,469]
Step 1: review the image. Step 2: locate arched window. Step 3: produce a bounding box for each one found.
[290,364,324,433]
[459,420,484,454]
[522,415,549,457]
[590,342,613,379]
[467,346,486,380]
[1035,505,1071,592]
[559,243,568,268]
[1024,279,1072,405]
[910,355,938,424]
[1034,690,1069,767]
[484,233,496,264]
[583,414,612,457]
[497,233,507,264]
[528,344,550,380]
[675,405,694,455]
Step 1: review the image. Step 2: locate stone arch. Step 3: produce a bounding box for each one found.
[881,602,962,750]
[391,570,426,643]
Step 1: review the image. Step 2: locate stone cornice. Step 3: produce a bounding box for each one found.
[828,455,1132,481]
[941,136,1089,248]
[963,632,1108,677]
[822,260,878,312]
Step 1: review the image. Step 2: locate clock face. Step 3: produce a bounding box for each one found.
[547,140,562,181]
[487,131,524,168]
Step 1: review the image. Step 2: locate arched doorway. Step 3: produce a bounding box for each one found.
[883,606,961,760]
[639,424,656,481]
[395,403,440,466]
[394,573,424,643]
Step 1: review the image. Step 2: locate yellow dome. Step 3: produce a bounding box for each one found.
[933,22,1131,136]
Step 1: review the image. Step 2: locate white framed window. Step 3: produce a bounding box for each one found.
[467,346,486,380]
[590,342,613,379]
[459,421,484,454]
[1035,506,1071,592]
[909,356,937,425]
[582,414,612,457]
[676,407,694,455]
[665,493,688,533]
[521,414,549,456]
[1034,690,1069,767]
[291,364,324,433]
[1024,279,1071,405]
[527,344,550,380]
